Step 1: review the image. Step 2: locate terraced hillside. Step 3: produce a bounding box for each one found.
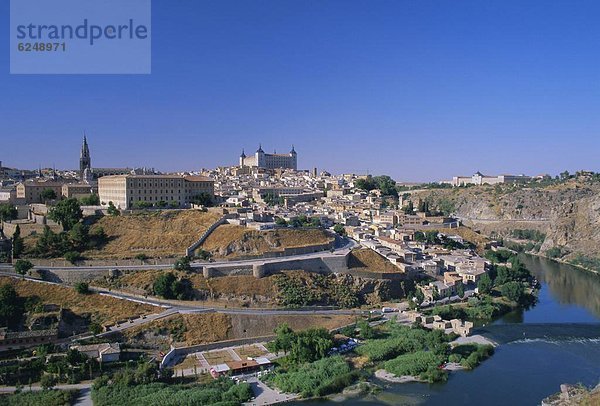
[199,225,334,258]
[84,210,221,259]
[0,277,158,325]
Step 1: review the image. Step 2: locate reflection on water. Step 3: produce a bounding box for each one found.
[289,256,600,406]
[520,255,600,321]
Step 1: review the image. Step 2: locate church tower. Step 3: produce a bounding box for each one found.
[80,135,91,180]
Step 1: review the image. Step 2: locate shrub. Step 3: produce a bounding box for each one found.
[64,251,82,264]
[266,356,354,398]
[74,282,90,295]
[384,351,444,377]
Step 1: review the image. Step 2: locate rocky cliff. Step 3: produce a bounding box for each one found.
[412,178,600,270]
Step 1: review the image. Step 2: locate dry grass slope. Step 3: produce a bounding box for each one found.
[125,312,354,347]
[348,248,401,273]
[201,226,333,258]
[0,277,158,325]
[85,210,221,259]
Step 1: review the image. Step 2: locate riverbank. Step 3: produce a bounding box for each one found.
[374,369,426,383]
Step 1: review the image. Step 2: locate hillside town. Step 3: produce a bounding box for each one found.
[0,137,553,405]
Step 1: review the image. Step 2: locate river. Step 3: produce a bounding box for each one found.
[293,255,600,406]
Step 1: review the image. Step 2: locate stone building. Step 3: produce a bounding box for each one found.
[98,174,214,209]
[239,145,297,170]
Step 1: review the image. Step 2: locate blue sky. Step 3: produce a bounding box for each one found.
[1,0,599,181]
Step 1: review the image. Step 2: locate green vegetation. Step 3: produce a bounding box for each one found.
[354,175,398,197]
[356,324,450,363]
[74,282,90,294]
[40,188,57,202]
[80,194,100,206]
[0,285,24,328]
[48,198,83,231]
[333,224,346,236]
[384,351,445,381]
[190,192,213,207]
[14,259,33,279]
[11,225,24,259]
[0,204,17,222]
[31,224,107,259]
[273,273,360,308]
[107,201,120,216]
[289,215,321,228]
[265,355,355,398]
[268,325,333,365]
[92,376,252,406]
[173,256,192,272]
[152,272,190,300]
[262,193,284,206]
[569,254,600,272]
[510,229,546,242]
[0,389,78,406]
[455,344,495,370]
[546,246,568,259]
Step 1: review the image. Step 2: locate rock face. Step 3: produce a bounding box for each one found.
[413,180,600,265]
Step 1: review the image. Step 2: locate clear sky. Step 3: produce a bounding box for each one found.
[1,0,599,181]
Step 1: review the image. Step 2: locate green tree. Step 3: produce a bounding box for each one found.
[333,224,346,236]
[40,374,57,390]
[75,282,90,294]
[80,194,100,205]
[68,223,90,251]
[270,323,295,355]
[0,285,24,328]
[477,274,493,295]
[153,272,187,299]
[0,203,17,222]
[107,201,120,216]
[89,322,102,336]
[64,251,82,264]
[173,256,192,272]
[356,320,375,339]
[501,281,525,303]
[456,283,465,298]
[11,225,24,258]
[48,198,82,231]
[14,259,33,279]
[190,193,213,207]
[403,200,414,214]
[40,188,57,203]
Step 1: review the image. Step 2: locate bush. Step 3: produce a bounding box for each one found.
[266,356,354,398]
[64,251,82,264]
[173,257,191,272]
[0,389,78,406]
[92,378,252,406]
[74,282,90,294]
[384,351,444,377]
[153,272,189,300]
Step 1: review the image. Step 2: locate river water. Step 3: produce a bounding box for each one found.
[294,255,600,406]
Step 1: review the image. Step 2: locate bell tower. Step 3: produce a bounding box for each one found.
[80,135,91,180]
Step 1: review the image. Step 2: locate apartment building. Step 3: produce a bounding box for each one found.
[98,174,214,209]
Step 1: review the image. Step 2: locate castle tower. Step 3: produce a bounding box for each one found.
[256,144,265,167]
[80,135,91,180]
[290,145,297,170]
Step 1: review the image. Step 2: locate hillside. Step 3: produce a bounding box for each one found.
[84,209,221,259]
[348,249,402,273]
[0,277,158,325]
[123,312,355,349]
[199,225,334,258]
[411,177,600,272]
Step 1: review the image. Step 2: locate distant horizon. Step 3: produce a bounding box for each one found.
[3,1,600,181]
